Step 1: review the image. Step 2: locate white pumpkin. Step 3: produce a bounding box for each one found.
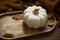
[23,6,48,29]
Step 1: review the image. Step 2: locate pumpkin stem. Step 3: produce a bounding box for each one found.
[33,8,39,15]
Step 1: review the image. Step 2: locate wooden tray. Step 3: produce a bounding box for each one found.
[0,11,57,40]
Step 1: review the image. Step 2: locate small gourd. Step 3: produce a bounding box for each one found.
[23,6,48,29]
